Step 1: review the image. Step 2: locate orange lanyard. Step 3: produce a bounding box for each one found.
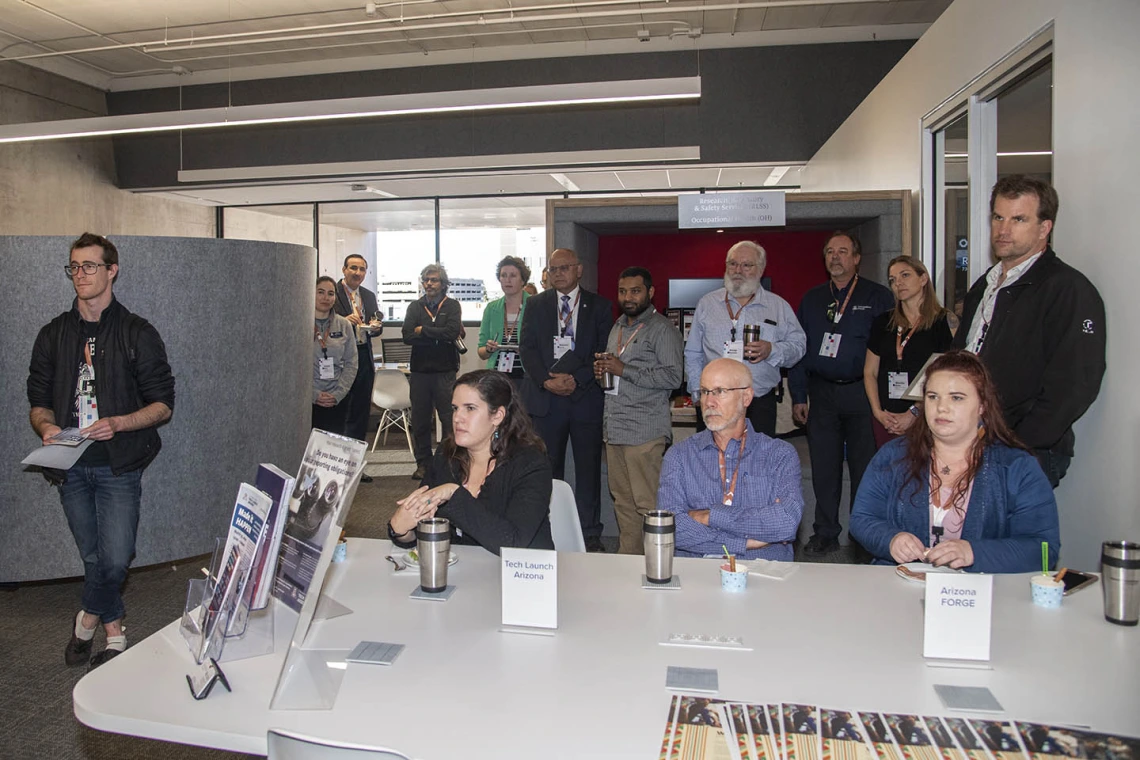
[895,323,917,361]
[424,296,448,322]
[313,320,331,358]
[343,284,363,318]
[615,321,645,356]
[724,293,755,341]
[829,274,859,324]
[502,305,520,343]
[559,291,580,337]
[717,429,747,506]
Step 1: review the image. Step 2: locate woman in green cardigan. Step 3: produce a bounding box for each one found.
[478,255,531,384]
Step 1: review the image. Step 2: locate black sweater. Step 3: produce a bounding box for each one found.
[401,296,462,373]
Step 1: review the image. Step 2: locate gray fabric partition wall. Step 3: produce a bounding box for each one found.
[0,236,315,582]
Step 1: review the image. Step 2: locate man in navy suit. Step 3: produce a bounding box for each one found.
[335,255,382,481]
[520,248,613,552]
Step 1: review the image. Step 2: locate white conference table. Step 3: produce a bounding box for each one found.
[75,541,1140,758]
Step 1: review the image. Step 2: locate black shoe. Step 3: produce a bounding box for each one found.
[585,537,606,553]
[65,632,93,667]
[359,474,374,483]
[88,648,122,671]
[411,465,426,480]
[804,535,840,555]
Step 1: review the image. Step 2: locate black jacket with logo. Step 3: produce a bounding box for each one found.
[953,248,1105,455]
[27,297,176,480]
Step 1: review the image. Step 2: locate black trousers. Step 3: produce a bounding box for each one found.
[805,377,876,542]
[409,370,456,467]
[1033,449,1071,489]
[696,389,778,437]
[342,345,375,443]
[532,396,603,540]
[312,401,350,436]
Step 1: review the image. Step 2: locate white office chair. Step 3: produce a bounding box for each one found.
[370,369,414,455]
[267,728,410,759]
[548,479,586,552]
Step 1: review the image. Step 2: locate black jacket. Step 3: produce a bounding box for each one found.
[391,446,554,555]
[401,296,462,373]
[953,248,1105,455]
[518,287,613,418]
[27,297,176,479]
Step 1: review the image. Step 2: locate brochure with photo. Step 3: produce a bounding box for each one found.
[821,709,872,760]
[969,720,1028,760]
[247,463,294,610]
[782,704,821,760]
[923,717,966,760]
[659,696,681,760]
[883,713,941,760]
[749,704,779,760]
[942,718,991,760]
[673,696,734,760]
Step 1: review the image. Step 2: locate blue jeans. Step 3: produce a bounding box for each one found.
[58,465,143,623]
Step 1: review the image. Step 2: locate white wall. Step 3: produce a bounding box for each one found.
[0,64,214,238]
[802,0,1140,568]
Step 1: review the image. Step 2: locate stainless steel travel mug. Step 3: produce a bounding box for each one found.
[643,511,675,583]
[416,517,451,593]
[742,324,761,344]
[1102,540,1140,626]
[598,353,615,391]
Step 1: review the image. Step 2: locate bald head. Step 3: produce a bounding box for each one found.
[548,248,582,294]
[702,358,753,390]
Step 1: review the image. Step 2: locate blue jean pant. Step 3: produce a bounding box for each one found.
[58,465,143,623]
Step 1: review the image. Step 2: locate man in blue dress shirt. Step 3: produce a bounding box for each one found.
[685,241,806,437]
[789,232,893,556]
[657,358,803,561]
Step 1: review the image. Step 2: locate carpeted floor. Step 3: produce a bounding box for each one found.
[0,435,857,760]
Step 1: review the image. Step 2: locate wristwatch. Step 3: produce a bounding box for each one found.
[908,404,921,417]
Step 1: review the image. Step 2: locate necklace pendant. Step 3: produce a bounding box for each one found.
[940,465,951,475]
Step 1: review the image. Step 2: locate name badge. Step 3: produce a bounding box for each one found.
[723,340,745,361]
[329,331,344,339]
[888,372,909,399]
[553,336,572,360]
[819,332,842,358]
[496,351,517,373]
[318,357,335,380]
[604,376,621,396]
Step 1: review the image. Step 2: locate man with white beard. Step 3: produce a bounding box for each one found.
[684,241,806,436]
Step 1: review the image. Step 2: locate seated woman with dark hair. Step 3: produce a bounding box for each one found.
[388,370,554,555]
[850,351,1059,573]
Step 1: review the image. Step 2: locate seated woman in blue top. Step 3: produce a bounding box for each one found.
[850,351,1059,573]
[388,370,554,555]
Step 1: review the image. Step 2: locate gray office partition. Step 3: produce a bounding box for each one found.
[0,236,315,582]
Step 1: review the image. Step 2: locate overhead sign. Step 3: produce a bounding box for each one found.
[501,548,558,631]
[923,573,993,663]
[678,192,787,229]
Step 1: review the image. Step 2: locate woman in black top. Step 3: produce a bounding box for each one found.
[388,370,554,555]
[863,256,955,448]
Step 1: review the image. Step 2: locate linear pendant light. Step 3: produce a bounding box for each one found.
[0,77,700,145]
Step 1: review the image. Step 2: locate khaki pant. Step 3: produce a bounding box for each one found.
[606,437,668,555]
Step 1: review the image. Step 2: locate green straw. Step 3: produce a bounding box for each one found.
[1041,542,1048,575]
[722,545,731,559]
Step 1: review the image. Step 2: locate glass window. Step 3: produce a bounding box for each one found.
[995,63,1052,183]
[936,114,969,316]
[438,197,550,323]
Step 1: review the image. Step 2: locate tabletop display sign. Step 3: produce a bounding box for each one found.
[923,573,993,663]
[501,547,558,633]
[678,191,787,229]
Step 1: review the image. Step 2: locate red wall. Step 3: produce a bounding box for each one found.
[597,230,835,317]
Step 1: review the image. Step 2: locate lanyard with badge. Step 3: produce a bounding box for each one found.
[77,337,99,427]
[553,291,580,360]
[424,295,448,323]
[603,320,645,396]
[717,429,747,506]
[887,322,918,399]
[496,306,522,373]
[314,321,335,380]
[819,275,858,359]
[722,293,754,361]
[344,283,368,345]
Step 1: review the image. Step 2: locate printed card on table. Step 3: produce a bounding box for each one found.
[821,709,872,760]
[781,704,821,760]
[883,713,942,760]
[747,704,779,760]
[859,713,902,760]
[922,717,965,760]
[969,720,1029,760]
[770,705,787,760]
[941,718,990,760]
[671,696,735,760]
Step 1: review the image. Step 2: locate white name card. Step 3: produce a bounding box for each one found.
[924,573,993,662]
[501,548,558,631]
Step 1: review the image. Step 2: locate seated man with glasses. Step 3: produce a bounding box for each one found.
[657,358,803,561]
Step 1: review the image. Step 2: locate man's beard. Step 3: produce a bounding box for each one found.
[622,300,651,317]
[724,274,761,300]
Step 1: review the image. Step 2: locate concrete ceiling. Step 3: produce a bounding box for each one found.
[0,0,950,91]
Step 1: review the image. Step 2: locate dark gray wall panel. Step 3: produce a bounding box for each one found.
[109,41,912,189]
[0,236,314,582]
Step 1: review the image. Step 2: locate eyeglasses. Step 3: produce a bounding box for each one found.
[548,264,575,274]
[422,277,441,284]
[697,387,749,399]
[64,262,111,277]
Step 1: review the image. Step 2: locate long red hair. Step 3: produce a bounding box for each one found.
[901,351,1026,510]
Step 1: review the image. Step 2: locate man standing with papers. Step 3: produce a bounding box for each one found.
[656,358,802,561]
[26,233,175,671]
